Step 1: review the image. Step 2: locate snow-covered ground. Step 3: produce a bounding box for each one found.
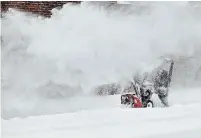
[3,106,201,138]
[2,88,201,138]
[2,90,201,138]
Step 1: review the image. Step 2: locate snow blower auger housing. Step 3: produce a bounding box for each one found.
[121,90,154,108]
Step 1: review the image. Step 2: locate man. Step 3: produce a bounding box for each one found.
[154,69,169,107]
[154,59,174,107]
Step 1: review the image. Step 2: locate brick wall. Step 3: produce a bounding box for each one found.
[1,1,81,17]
